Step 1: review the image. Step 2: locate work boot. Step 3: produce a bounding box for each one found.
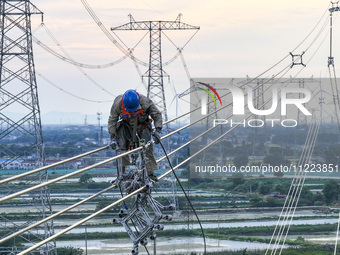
[111,176,122,186]
[148,173,158,182]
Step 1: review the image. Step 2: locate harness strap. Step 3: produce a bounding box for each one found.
[122,100,144,119]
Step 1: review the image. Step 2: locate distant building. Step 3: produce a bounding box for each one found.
[269,191,286,199]
[0,158,36,170]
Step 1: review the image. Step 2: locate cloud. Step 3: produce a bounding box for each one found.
[25,0,333,120]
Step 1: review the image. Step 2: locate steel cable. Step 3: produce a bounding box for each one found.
[0,7,331,255]
[266,23,329,253]
[278,122,320,255]
[33,35,128,69]
[6,60,292,252]
[79,0,147,67]
[267,121,320,254]
[0,16,324,201]
[265,123,315,254]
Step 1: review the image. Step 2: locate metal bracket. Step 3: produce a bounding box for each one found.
[113,175,175,254]
[330,1,340,12]
[290,51,306,68]
[328,56,335,67]
[112,142,175,254]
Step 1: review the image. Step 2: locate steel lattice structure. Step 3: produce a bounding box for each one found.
[111,14,200,124]
[111,14,199,211]
[0,0,55,254]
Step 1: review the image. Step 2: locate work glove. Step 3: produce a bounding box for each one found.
[109,135,118,150]
[152,128,161,144]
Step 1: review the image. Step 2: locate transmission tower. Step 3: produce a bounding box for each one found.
[0,1,55,254]
[111,13,200,124]
[111,14,199,210]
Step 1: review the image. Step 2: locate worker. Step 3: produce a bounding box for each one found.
[108,89,162,182]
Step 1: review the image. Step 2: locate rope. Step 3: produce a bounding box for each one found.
[0,117,228,244]
[158,139,207,254]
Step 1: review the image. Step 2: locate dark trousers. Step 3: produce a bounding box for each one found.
[116,121,158,173]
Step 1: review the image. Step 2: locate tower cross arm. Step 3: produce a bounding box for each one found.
[2,1,43,15]
[2,1,43,21]
[329,6,340,12]
[28,2,43,15]
[111,20,199,31]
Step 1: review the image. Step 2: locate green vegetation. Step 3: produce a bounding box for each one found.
[57,246,84,255]
[184,247,339,255]
[78,173,94,183]
[186,177,338,208]
[3,223,339,254]
[2,125,340,253]
[52,224,337,241]
[233,154,249,169]
[323,180,340,204]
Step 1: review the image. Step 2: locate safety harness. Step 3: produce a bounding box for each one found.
[121,101,144,119]
[121,100,152,149]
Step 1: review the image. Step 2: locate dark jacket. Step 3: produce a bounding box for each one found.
[108,94,162,136]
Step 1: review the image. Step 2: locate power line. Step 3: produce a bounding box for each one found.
[1,62,318,254]
[2,10,328,200]
[79,0,147,68]
[266,121,320,255]
[40,23,116,97]
[33,34,128,69]
[1,3,333,254]
[37,72,113,103]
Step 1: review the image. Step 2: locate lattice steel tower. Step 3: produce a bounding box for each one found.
[111,14,200,123]
[0,1,55,254]
[112,14,199,211]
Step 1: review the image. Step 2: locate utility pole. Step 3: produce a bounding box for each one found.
[0,0,55,254]
[97,112,102,145]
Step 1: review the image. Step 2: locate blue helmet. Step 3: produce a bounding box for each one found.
[122,90,140,112]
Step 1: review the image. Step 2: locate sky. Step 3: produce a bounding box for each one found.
[26,0,336,124]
